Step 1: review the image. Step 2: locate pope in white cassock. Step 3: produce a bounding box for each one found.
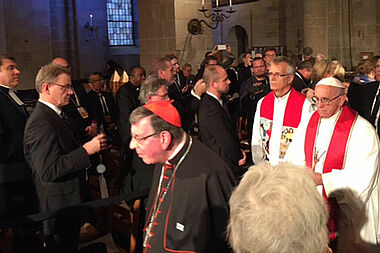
[286,76,380,252]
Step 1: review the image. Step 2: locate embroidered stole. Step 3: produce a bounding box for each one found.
[260,88,306,159]
[304,105,357,239]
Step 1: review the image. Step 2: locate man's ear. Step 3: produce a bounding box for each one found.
[41,82,50,94]
[160,131,172,150]
[288,74,294,84]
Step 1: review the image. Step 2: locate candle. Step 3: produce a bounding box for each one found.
[216,0,219,7]
[202,0,204,6]
[89,14,93,27]
[229,0,232,7]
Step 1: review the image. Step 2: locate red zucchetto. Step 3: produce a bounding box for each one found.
[143,100,182,127]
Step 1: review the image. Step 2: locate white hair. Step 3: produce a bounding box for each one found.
[228,162,328,253]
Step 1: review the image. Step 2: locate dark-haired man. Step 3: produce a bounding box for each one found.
[0,55,38,252]
[129,101,234,252]
[292,60,313,92]
[87,72,118,133]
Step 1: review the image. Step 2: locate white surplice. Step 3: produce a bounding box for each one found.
[286,109,380,246]
[251,91,313,166]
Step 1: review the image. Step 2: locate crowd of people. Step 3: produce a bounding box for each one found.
[0,44,380,253]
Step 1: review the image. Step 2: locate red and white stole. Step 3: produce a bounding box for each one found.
[260,88,306,159]
[304,105,357,239]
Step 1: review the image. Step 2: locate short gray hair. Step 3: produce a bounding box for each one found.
[228,162,328,253]
[129,105,184,142]
[35,63,71,92]
[272,56,296,75]
[138,75,169,104]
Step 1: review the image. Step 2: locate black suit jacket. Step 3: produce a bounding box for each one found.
[347,81,379,121]
[87,90,118,127]
[116,82,140,147]
[24,102,91,214]
[0,86,36,218]
[198,93,242,172]
[292,71,311,92]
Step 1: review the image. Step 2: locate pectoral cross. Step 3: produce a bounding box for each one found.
[313,147,326,171]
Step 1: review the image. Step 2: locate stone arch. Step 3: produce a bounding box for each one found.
[226,25,248,62]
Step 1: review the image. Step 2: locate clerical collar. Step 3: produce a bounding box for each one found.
[274,87,291,101]
[206,91,223,106]
[38,99,62,116]
[167,133,187,162]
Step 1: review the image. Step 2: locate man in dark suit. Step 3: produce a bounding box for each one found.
[117,66,146,148]
[292,60,313,92]
[52,57,97,144]
[198,65,246,176]
[24,63,107,253]
[0,55,38,252]
[87,72,118,135]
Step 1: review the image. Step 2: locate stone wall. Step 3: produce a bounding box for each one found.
[1,0,52,89]
[1,0,140,89]
[212,0,303,61]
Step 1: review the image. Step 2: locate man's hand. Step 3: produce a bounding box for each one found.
[83,134,107,155]
[238,150,247,166]
[181,84,190,93]
[307,167,323,186]
[85,122,98,137]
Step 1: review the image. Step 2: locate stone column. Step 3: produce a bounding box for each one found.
[303,0,328,57]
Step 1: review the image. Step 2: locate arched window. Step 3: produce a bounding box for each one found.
[106,0,134,46]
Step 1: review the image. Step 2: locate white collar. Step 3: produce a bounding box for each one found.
[206,91,223,106]
[167,134,187,161]
[191,89,201,100]
[38,98,62,116]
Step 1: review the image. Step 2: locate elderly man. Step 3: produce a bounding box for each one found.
[121,75,169,196]
[251,56,312,165]
[286,77,380,252]
[129,101,235,252]
[198,65,246,175]
[52,57,97,143]
[228,162,329,253]
[0,55,38,251]
[24,63,107,253]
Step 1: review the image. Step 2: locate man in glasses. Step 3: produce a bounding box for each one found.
[24,63,108,252]
[129,101,234,252]
[286,76,379,251]
[251,56,312,166]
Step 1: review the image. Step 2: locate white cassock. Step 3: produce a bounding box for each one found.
[251,92,313,166]
[286,109,380,247]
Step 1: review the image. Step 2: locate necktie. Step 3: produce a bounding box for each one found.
[97,93,110,115]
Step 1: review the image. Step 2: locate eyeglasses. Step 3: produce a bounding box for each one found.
[313,94,342,105]
[132,132,157,143]
[52,83,73,91]
[268,72,289,78]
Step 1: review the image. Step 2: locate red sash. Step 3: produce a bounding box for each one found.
[304,105,357,239]
[260,88,306,157]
